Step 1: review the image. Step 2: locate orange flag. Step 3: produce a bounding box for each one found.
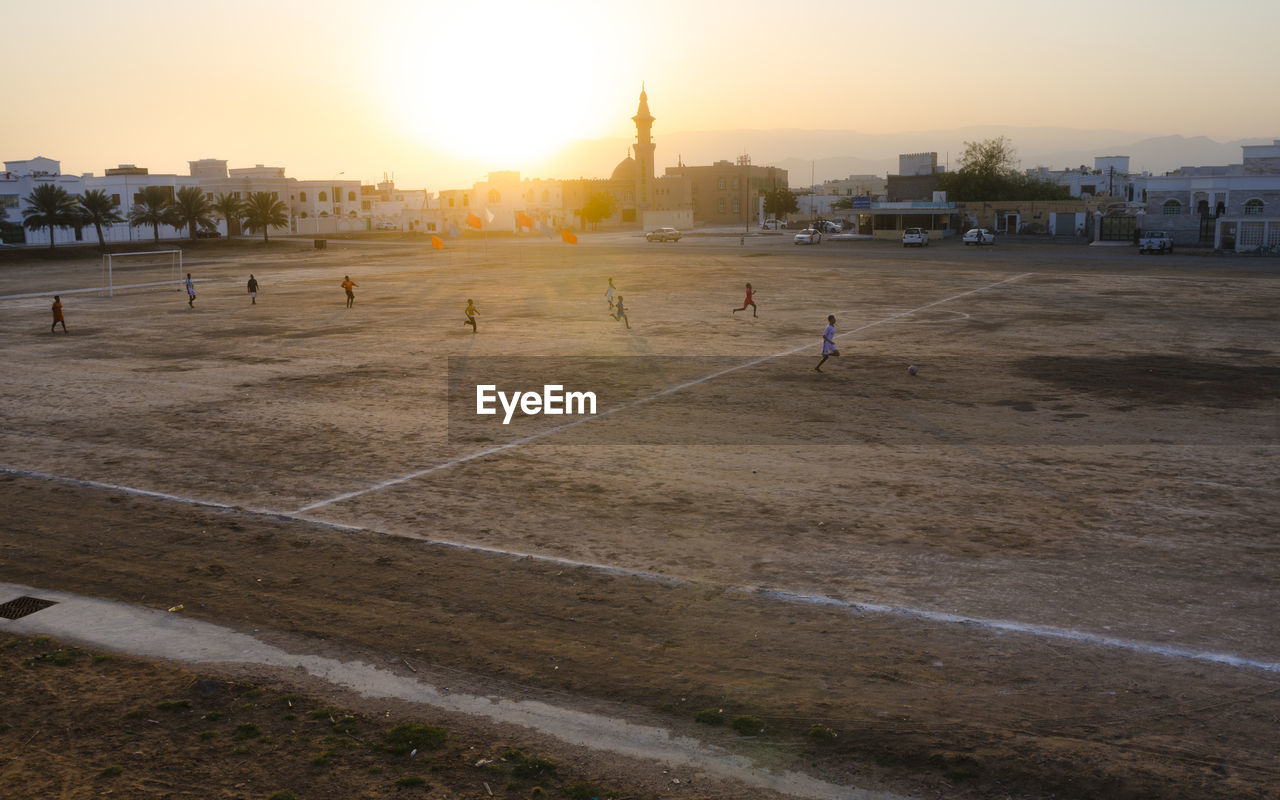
[560,228,578,245]
[431,235,443,249]
[466,212,483,229]
[517,211,534,229]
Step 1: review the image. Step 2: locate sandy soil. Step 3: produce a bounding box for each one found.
[1,235,1278,799]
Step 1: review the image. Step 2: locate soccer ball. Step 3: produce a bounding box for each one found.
[907,365,918,376]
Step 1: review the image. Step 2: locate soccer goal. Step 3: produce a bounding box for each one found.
[101,250,183,297]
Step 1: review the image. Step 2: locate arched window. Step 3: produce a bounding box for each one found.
[1162,199,1181,215]
[300,191,307,202]
[488,189,501,203]
[1243,198,1264,216]
[318,191,328,202]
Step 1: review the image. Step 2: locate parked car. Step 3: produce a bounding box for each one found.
[193,229,222,239]
[902,227,929,247]
[819,220,842,233]
[762,219,785,230]
[794,228,821,245]
[963,228,996,245]
[646,227,682,242]
[1137,230,1173,254]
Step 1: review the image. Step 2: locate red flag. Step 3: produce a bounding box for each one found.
[560,228,578,245]
[517,211,534,229]
[431,235,443,249]
[466,212,483,229]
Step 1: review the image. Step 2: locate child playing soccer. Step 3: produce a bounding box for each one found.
[464,298,478,332]
[732,282,757,317]
[605,278,616,310]
[815,315,839,372]
[185,273,197,307]
[51,295,66,333]
[341,275,357,308]
[612,295,630,329]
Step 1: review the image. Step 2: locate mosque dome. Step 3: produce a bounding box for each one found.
[610,155,636,182]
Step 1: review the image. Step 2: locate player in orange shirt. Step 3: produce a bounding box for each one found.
[51,295,67,334]
[341,275,357,308]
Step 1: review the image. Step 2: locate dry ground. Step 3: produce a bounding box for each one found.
[1,235,1278,799]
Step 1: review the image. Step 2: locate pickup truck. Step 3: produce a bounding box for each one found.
[1138,230,1173,254]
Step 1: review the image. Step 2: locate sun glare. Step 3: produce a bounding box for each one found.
[385,5,618,166]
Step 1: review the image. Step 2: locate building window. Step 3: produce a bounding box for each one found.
[449,197,455,207]
[732,177,740,190]
[110,194,120,206]
[718,198,726,213]
[319,191,327,202]
[300,191,307,202]
[717,178,726,190]
[232,192,240,199]
[1161,199,1181,215]
[271,192,278,200]
[348,191,356,201]
[732,198,740,213]
[1243,199,1264,215]
[463,195,469,206]
[361,200,371,211]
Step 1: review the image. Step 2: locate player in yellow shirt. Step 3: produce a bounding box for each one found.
[464,299,478,333]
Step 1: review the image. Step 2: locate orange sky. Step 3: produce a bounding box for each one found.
[5,0,1277,189]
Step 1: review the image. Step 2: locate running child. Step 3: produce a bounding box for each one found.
[605,277,616,310]
[185,273,196,307]
[51,295,66,334]
[814,315,839,372]
[732,282,757,317]
[464,298,478,332]
[247,274,258,304]
[612,294,630,329]
[341,275,357,308]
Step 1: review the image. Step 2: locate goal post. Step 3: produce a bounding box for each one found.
[102,249,183,297]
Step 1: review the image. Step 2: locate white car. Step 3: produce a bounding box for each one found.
[794,229,821,245]
[902,227,929,247]
[963,228,996,245]
[819,220,842,233]
[646,227,682,242]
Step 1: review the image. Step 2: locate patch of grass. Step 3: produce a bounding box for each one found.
[946,765,978,782]
[199,730,219,740]
[807,724,838,742]
[98,765,124,777]
[693,708,725,725]
[155,699,192,711]
[394,776,426,787]
[503,750,556,780]
[283,713,297,721]
[367,765,384,775]
[307,706,339,720]
[384,723,447,755]
[203,711,223,721]
[310,751,333,766]
[232,745,252,755]
[27,648,82,666]
[31,636,51,646]
[92,654,112,664]
[124,708,148,719]
[730,715,765,736]
[233,723,262,741]
[330,715,359,735]
[0,722,11,733]
[239,702,259,711]
[280,694,302,705]
[245,687,265,698]
[268,792,300,800]
[873,753,897,768]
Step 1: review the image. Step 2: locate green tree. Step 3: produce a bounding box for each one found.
[166,186,217,240]
[77,189,124,250]
[936,136,1070,202]
[128,186,173,244]
[22,183,80,250]
[578,192,616,230]
[211,192,243,239]
[763,188,799,218]
[241,191,289,243]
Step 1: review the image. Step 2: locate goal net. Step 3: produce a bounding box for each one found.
[101,250,183,297]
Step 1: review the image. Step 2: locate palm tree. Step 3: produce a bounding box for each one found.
[241,191,289,243]
[167,186,218,240]
[77,189,124,250]
[22,184,80,249]
[128,186,173,244]
[212,192,244,239]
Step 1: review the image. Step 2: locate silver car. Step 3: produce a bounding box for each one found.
[794,229,821,245]
[963,228,996,245]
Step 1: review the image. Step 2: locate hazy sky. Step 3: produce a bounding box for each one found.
[5,0,1277,189]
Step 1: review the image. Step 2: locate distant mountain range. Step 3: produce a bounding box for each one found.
[530,128,1274,185]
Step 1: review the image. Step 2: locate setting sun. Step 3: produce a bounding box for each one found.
[382,4,624,165]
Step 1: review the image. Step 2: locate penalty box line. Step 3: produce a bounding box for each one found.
[294,272,1032,514]
[7,463,1279,675]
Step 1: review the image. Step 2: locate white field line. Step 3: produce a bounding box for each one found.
[0,278,215,302]
[5,465,1278,675]
[295,273,1032,513]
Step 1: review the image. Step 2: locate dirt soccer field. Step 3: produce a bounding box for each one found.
[1,234,1277,800]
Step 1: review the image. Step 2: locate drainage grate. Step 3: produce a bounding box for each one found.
[0,596,58,620]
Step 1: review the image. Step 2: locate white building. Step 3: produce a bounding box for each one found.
[1142,139,1280,250]
[1026,156,1148,202]
[818,174,886,198]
